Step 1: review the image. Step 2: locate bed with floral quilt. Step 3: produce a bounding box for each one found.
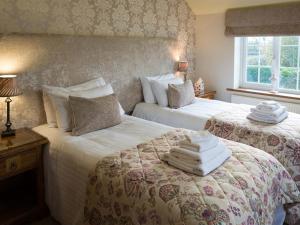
[83,129,300,225]
[205,105,300,224]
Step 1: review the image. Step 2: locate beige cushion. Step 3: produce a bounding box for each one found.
[168,80,195,109]
[69,94,122,136]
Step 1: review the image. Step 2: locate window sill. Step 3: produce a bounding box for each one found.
[227,88,300,101]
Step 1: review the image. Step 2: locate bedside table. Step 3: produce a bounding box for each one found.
[0,128,49,225]
[196,90,216,99]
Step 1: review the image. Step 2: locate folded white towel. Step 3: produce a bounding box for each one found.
[256,101,280,112]
[184,131,213,143]
[170,141,223,163]
[164,147,232,176]
[179,135,219,152]
[262,100,279,105]
[250,106,286,118]
[247,111,288,124]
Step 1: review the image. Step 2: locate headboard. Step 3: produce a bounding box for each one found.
[0,34,179,128]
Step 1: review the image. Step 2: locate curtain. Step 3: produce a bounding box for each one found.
[225,2,300,36]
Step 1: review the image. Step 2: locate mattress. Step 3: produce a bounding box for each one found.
[132,98,234,131]
[33,116,173,225]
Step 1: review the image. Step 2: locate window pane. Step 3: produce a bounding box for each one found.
[279,67,297,89]
[247,67,258,82]
[248,37,260,45]
[281,46,298,67]
[247,56,258,65]
[281,36,299,45]
[260,67,272,84]
[259,38,273,66]
[247,45,259,56]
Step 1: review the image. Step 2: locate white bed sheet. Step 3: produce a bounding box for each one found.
[33,116,173,225]
[133,98,235,130]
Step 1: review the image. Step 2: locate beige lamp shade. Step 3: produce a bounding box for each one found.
[178,61,188,72]
[0,75,22,97]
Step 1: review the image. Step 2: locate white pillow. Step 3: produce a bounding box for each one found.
[67,77,106,92]
[141,73,175,103]
[49,84,124,132]
[42,86,69,128]
[42,77,106,127]
[151,77,184,107]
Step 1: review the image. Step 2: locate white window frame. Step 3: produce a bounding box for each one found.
[239,37,300,94]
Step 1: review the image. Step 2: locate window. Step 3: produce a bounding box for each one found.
[240,36,300,94]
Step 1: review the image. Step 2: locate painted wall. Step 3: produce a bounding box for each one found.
[195,13,235,102]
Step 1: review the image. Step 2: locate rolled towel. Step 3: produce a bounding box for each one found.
[247,111,288,124]
[179,135,219,152]
[165,147,232,176]
[250,106,286,118]
[171,141,223,163]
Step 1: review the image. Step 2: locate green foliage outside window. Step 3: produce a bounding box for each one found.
[280,68,297,89]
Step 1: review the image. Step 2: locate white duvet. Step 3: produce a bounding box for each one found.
[133,98,235,130]
[33,116,172,225]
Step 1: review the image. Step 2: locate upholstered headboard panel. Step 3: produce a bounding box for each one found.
[0,34,179,128]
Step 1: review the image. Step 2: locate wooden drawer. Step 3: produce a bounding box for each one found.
[0,149,38,179]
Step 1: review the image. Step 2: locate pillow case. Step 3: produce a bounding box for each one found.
[69,94,121,136]
[151,77,184,107]
[168,80,195,108]
[67,77,106,92]
[48,84,124,132]
[140,73,175,103]
[42,77,106,127]
[42,86,69,128]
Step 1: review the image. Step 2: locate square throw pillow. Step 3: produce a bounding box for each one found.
[150,77,184,107]
[168,80,195,108]
[69,94,122,136]
[140,73,175,103]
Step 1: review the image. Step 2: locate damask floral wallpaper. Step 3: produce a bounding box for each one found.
[0,0,195,69]
[0,0,196,128]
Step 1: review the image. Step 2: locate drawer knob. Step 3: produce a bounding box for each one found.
[10,161,17,170]
[6,156,20,173]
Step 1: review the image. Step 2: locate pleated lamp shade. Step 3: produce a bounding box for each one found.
[0,75,22,97]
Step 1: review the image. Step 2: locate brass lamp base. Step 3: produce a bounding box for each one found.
[2,97,15,137]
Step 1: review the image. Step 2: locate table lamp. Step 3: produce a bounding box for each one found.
[0,75,22,137]
[178,61,189,81]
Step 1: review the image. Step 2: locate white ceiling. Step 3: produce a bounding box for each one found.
[186,0,300,15]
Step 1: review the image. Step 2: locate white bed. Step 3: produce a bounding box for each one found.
[132,98,235,130]
[33,115,288,225]
[33,116,172,225]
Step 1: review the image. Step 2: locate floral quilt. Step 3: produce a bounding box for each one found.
[83,129,300,225]
[205,104,300,224]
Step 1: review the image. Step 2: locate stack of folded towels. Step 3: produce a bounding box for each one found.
[163,131,231,176]
[247,100,288,124]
